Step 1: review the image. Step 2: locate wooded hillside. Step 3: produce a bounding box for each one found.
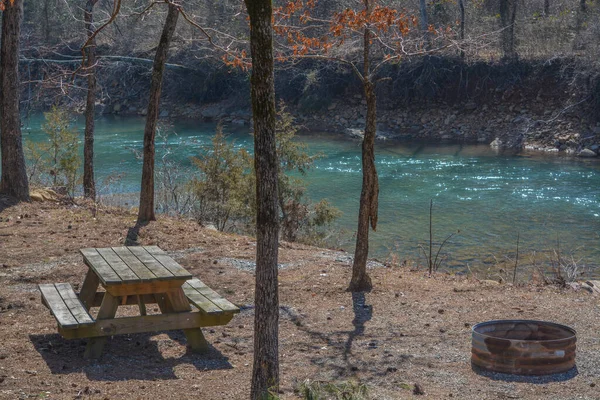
[14,0,600,118]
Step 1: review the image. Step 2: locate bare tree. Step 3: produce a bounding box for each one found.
[0,0,30,201]
[346,0,380,292]
[544,0,550,17]
[273,1,431,292]
[419,0,430,49]
[137,3,179,223]
[243,0,280,397]
[499,0,518,60]
[83,0,100,200]
[458,0,465,57]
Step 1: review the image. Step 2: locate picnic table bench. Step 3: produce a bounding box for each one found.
[39,246,239,358]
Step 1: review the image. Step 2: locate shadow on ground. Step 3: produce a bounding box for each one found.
[471,364,578,383]
[125,221,149,246]
[30,332,233,381]
[277,291,409,379]
[0,194,19,213]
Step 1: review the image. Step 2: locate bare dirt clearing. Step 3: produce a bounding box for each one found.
[1,199,599,399]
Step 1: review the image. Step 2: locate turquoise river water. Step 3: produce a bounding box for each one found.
[21,114,600,274]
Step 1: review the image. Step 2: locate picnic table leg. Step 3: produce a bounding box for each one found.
[84,292,119,359]
[154,293,173,313]
[165,289,209,353]
[79,269,100,310]
[137,295,147,316]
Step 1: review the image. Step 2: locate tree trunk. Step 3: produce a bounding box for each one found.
[544,0,550,17]
[499,0,518,60]
[244,0,280,398]
[419,0,431,49]
[137,4,179,223]
[458,0,465,40]
[573,0,587,50]
[349,0,377,293]
[42,0,50,43]
[0,0,30,201]
[458,0,465,58]
[83,0,99,200]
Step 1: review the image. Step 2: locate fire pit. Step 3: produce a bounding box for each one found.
[472,320,576,375]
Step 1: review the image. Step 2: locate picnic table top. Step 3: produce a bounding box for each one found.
[80,246,193,287]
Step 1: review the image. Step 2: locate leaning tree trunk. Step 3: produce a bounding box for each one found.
[83,0,99,200]
[0,0,30,201]
[137,4,179,223]
[349,0,378,293]
[499,0,518,60]
[244,0,280,398]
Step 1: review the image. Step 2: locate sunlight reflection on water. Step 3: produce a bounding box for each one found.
[20,114,600,275]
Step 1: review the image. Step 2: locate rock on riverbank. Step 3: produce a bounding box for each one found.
[77,85,600,157]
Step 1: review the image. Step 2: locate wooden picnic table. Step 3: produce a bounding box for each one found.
[39,246,239,359]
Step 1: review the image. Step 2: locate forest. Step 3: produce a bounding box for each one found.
[1,1,600,399]
[11,0,600,115]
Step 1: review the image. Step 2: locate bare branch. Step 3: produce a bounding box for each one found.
[74,0,122,78]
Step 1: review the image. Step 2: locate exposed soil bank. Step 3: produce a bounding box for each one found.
[28,56,600,157]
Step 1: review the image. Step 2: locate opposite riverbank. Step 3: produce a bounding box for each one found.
[28,57,600,158]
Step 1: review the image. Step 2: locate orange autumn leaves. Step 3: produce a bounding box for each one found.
[0,0,15,12]
[223,0,438,69]
[331,7,415,37]
[222,50,248,70]
[273,1,416,58]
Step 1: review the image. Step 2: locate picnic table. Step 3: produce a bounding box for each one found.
[39,246,239,359]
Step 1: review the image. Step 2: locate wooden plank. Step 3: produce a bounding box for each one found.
[144,246,193,279]
[112,247,156,281]
[60,312,235,339]
[166,288,208,353]
[154,293,171,313]
[186,279,239,313]
[96,248,140,283]
[84,292,119,359]
[137,295,147,316]
[39,284,79,328]
[166,289,191,312]
[184,328,209,353]
[104,279,187,297]
[182,282,222,314]
[54,283,95,326]
[80,248,121,285]
[79,269,100,310]
[127,246,175,280]
[81,292,156,308]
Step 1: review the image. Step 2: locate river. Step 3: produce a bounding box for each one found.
[21,114,600,275]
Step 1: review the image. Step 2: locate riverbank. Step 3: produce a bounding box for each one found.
[29,56,600,157]
[85,93,600,158]
[18,117,600,274]
[1,197,599,399]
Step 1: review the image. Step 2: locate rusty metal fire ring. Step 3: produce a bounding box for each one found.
[472,320,576,375]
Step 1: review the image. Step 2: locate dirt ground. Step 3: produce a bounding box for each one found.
[1,198,599,400]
